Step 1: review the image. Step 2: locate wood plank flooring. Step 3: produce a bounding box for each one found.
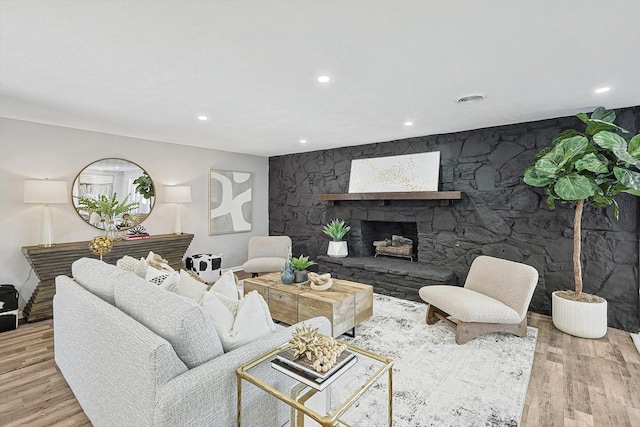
[1,313,638,426]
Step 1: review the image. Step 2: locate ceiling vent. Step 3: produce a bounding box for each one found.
[457,94,485,104]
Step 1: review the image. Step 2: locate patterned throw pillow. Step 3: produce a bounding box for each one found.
[145,265,179,292]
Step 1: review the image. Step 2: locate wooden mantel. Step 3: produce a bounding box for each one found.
[21,233,194,322]
[318,191,464,207]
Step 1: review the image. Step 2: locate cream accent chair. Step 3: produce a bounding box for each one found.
[418,255,539,344]
[242,236,292,277]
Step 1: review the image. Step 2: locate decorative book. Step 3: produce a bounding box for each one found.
[271,353,357,391]
[274,347,356,379]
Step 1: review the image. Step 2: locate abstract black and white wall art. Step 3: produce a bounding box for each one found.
[209,169,252,234]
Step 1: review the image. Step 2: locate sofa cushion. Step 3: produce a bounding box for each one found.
[177,269,209,302]
[114,279,224,368]
[201,290,277,352]
[72,257,145,305]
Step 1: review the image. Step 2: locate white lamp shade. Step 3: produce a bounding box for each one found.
[24,180,68,204]
[165,186,192,203]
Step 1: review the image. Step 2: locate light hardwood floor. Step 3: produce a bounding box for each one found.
[1,313,638,426]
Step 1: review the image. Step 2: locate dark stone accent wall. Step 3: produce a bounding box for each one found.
[269,107,640,332]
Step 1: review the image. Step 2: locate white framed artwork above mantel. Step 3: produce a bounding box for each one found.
[348,151,440,193]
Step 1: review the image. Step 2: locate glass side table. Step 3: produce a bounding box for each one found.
[236,339,393,427]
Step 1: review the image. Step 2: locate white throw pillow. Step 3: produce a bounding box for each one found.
[177,269,209,302]
[145,265,180,292]
[116,255,139,272]
[201,290,277,352]
[208,270,239,301]
[134,257,148,278]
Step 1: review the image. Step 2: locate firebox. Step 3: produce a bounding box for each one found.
[359,221,418,261]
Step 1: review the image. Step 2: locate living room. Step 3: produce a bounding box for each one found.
[1,1,639,426]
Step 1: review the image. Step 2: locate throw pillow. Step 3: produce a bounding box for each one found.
[116,255,139,272]
[134,257,148,278]
[177,269,209,302]
[208,269,239,301]
[146,265,180,292]
[201,290,277,352]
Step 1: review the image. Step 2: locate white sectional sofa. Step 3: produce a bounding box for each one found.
[53,258,330,426]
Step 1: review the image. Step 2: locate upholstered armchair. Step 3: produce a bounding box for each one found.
[242,236,292,277]
[418,255,539,344]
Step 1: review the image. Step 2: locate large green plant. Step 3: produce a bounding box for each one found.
[524,107,640,297]
[133,172,155,199]
[76,193,139,217]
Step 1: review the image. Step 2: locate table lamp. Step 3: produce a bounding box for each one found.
[165,185,192,234]
[24,179,69,247]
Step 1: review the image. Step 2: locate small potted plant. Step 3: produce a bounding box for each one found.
[322,218,351,258]
[289,255,317,283]
[524,107,639,338]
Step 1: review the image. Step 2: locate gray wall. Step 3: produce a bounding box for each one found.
[269,107,640,332]
[0,118,269,312]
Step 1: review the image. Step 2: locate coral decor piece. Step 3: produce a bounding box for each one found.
[88,236,113,260]
[288,323,347,373]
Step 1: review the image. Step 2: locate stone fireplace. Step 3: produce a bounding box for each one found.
[269,105,640,331]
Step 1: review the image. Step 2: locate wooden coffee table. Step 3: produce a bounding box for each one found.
[243,273,373,337]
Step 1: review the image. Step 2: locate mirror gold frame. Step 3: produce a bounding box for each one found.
[72,158,156,231]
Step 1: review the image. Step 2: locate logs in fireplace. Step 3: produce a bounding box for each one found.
[373,235,414,262]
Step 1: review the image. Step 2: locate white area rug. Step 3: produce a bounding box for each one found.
[336,294,538,427]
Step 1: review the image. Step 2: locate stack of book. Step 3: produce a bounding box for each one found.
[124,233,150,240]
[271,348,357,391]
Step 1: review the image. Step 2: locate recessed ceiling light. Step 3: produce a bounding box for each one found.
[300,139,307,144]
[404,121,414,127]
[457,94,485,104]
[595,87,610,94]
[317,76,331,83]
[198,115,208,121]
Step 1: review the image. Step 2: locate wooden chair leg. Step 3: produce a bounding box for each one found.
[455,317,528,345]
[426,304,454,326]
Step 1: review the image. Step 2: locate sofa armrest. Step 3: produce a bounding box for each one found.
[54,276,188,427]
[154,316,331,427]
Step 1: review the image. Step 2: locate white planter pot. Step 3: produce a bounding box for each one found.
[327,241,348,258]
[552,291,608,339]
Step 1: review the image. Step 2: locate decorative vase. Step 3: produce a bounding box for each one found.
[552,291,608,339]
[294,269,308,283]
[103,215,117,239]
[327,241,348,258]
[281,261,295,284]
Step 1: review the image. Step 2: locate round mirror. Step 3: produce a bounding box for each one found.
[72,158,155,232]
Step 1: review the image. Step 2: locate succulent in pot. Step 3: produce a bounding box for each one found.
[322,218,351,257]
[289,255,317,283]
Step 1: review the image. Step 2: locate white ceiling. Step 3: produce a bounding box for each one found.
[1,1,639,158]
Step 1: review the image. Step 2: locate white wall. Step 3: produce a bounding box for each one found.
[0,118,269,311]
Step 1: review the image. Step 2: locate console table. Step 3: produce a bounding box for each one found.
[21,233,194,322]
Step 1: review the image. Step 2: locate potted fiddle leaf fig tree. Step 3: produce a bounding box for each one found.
[322,218,351,258]
[524,107,640,338]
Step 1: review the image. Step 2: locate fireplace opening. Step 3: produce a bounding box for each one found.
[360,221,418,261]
